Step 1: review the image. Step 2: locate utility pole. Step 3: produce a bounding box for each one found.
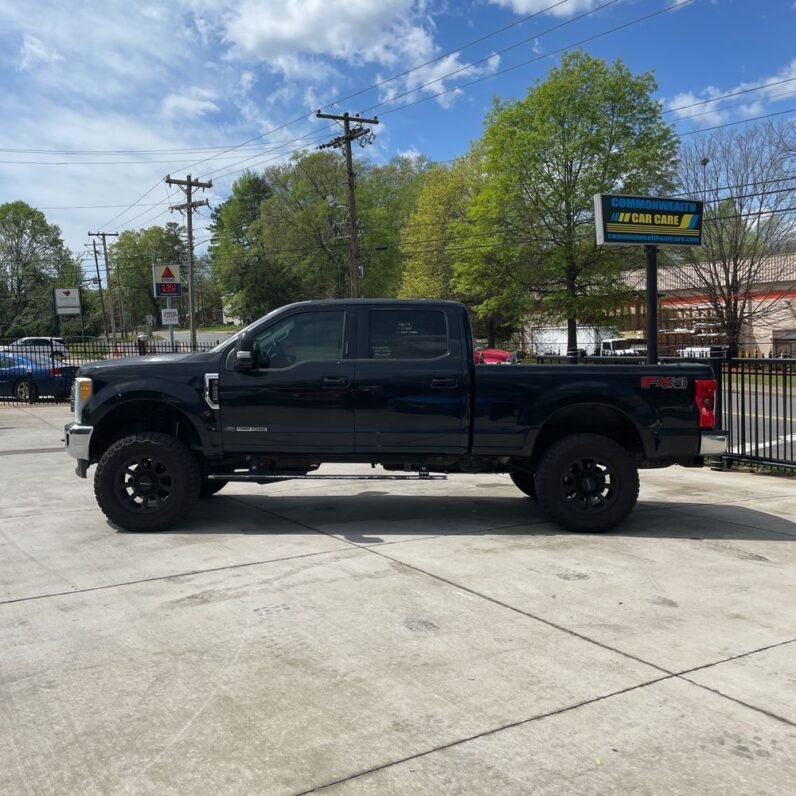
[166,174,212,349]
[91,240,111,346]
[316,111,379,298]
[89,232,119,341]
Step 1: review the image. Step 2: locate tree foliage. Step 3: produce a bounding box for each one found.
[110,223,187,331]
[474,51,678,352]
[674,121,796,351]
[0,201,80,336]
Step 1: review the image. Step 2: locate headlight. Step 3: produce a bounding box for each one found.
[74,377,93,423]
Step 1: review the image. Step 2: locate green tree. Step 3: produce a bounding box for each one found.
[249,151,349,309]
[399,162,468,300]
[358,154,433,297]
[110,223,186,333]
[0,201,76,336]
[208,171,272,321]
[399,149,524,345]
[475,51,678,355]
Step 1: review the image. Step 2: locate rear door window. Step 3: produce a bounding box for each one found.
[367,309,449,360]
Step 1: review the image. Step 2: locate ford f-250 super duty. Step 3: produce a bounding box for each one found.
[65,300,726,533]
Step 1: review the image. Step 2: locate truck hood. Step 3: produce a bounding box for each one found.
[78,352,203,378]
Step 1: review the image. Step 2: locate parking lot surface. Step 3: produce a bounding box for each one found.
[1,405,794,794]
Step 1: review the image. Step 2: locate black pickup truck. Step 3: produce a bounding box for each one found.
[65,300,726,533]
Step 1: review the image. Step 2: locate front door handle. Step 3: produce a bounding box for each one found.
[431,377,457,389]
[321,376,349,388]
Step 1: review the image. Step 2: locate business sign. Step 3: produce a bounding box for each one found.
[594,194,703,247]
[161,308,179,325]
[153,264,183,297]
[54,288,81,316]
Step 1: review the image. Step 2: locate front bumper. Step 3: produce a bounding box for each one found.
[64,422,93,477]
[699,430,728,456]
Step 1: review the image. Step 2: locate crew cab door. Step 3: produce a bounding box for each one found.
[218,309,355,453]
[353,306,470,454]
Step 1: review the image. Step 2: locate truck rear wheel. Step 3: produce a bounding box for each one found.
[510,470,537,501]
[94,432,201,532]
[535,433,639,532]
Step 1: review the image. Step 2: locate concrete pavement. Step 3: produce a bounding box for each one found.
[1,405,794,794]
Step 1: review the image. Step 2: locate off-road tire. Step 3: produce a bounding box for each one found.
[510,470,537,501]
[94,432,201,532]
[535,433,639,532]
[199,479,228,498]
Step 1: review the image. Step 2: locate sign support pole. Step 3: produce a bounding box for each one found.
[167,296,175,352]
[645,245,658,364]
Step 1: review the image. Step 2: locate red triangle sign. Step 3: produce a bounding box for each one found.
[161,266,175,280]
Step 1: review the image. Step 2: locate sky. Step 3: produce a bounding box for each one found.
[1,0,794,263]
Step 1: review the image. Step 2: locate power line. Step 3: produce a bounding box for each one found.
[365,0,694,117]
[201,129,337,181]
[670,88,796,124]
[98,178,164,230]
[362,0,623,116]
[64,0,684,234]
[680,106,796,136]
[663,75,796,115]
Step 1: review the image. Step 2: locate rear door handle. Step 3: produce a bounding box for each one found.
[321,376,349,388]
[431,377,457,389]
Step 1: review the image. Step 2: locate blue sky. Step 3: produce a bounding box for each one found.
[0,0,794,255]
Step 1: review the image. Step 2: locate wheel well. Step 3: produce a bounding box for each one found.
[530,404,644,468]
[90,402,201,461]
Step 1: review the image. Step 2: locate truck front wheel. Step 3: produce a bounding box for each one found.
[94,432,201,532]
[535,433,639,532]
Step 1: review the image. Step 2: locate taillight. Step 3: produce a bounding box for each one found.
[695,379,717,429]
[49,367,62,377]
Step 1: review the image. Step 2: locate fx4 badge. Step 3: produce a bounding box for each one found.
[641,376,688,389]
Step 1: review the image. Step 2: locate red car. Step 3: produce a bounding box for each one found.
[474,348,518,365]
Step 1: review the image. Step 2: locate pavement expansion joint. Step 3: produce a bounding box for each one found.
[0,545,360,607]
[0,447,65,456]
[298,638,796,793]
[678,675,796,728]
[296,673,677,795]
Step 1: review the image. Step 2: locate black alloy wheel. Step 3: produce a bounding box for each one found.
[94,432,200,532]
[535,433,639,532]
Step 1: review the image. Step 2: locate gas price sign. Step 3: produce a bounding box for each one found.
[152,264,183,297]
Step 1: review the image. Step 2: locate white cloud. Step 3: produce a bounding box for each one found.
[162,90,220,119]
[665,59,796,128]
[488,0,613,17]
[220,0,422,66]
[18,34,63,70]
[396,145,424,161]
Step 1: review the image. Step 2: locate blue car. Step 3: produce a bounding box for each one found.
[0,351,78,401]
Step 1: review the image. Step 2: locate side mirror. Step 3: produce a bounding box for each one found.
[234,334,255,371]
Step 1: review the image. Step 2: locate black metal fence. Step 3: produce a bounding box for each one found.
[0,338,218,405]
[721,357,795,470]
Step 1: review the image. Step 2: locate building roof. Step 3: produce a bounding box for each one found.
[622,251,796,294]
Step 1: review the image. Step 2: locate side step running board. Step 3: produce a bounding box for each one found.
[208,473,447,482]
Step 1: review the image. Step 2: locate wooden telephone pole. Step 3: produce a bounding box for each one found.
[165,174,212,349]
[316,111,379,298]
[88,231,119,341]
